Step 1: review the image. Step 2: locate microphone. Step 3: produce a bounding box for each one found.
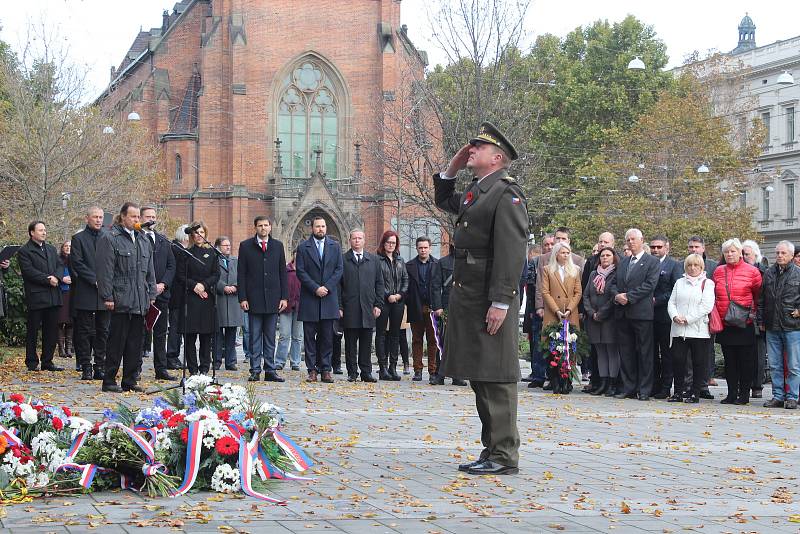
[133,220,157,231]
[184,223,202,235]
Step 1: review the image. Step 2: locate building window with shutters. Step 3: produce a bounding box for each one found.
[787,107,796,144]
[787,183,795,219]
[762,186,770,220]
[175,154,182,182]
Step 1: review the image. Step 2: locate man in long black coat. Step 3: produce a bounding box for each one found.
[338,229,383,382]
[237,216,288,382]
[139,207,176,381]
[296,216,344,384]
[649,235,683,398]
[70,207,110,380]
[610,228,661,401]
[17,221,64,372]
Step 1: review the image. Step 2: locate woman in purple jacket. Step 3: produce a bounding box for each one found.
[276,250,303,370]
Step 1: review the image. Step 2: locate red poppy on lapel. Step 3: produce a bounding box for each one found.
[463,191,474,205]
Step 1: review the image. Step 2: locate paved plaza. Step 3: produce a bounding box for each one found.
[1,347,799,533]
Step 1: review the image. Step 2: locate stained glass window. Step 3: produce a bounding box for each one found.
[277,62,338,179]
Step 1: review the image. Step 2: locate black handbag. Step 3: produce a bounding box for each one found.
[723,268,750,328]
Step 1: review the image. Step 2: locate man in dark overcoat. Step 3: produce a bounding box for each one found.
[609,228,661,401]
[17,220,64,372]
[139,206,176,381]
[296,216,344,383]
[434,122,528,476]
[96,202,156,393]
[237,216,288,382]
[70,207,110,380]
[649,235,683,398]
[338,228,383,382]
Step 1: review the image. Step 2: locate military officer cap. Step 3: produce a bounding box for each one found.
[470,121,518,161]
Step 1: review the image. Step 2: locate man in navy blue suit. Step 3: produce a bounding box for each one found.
[296,216,344,383]
[238,216,288,382]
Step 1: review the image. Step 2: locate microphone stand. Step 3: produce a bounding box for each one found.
[147,235,204,396]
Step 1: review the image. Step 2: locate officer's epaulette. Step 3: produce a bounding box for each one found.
[500,176,517,184]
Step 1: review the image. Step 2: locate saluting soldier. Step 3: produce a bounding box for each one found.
[434,122,528,476]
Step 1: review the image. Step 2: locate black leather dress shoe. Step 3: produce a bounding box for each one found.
[458,456,488,472]
[452,379,467,386]
[26,365,39,372]
[264,371,285,382]
[102,384,123,393]
[698,390,715,400]
[527,380,545,389]
[542,381,552,391]
[93,369,105,380]
[614,392,636,399]
[637,394,650,401]
[333,368,344,375]
[361,374,377,383]
[122,384,144,393]
[81,368,94,381]
[467,460,519,475]
[42,365,64,372]
[155,371,177,381]
[653,390,669,399]
[347,374,358,382]
[430,375,445,385]
[248,372,260,382]
[225,365,238,371]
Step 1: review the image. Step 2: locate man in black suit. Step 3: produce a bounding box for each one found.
[406,237,439,382]
[17,221,64,372]
[138,207,176,381]
[70,207,110,380]
[296,216,344,384]
[650,235,683,398]
[338,228,383,382]
[610,228,660,400]
[238,216,289,382]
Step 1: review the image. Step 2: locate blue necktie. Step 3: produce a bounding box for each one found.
[316,240,323,259]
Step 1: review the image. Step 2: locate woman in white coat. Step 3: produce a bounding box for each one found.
[667,253,716,403]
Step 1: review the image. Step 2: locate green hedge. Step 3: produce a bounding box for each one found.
[1,258,27,346]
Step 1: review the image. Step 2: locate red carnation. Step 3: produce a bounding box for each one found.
[11,405,22,417]
[160,409,174,419]
[52,417,64,431]
[33,404,44,412]
[11,447,22,458]
[90,421,103,435]
[61,406,72,417]
[217,410,231,422]
[214,436,239,456]
[180,427,189,444]
[156,423,164,430]
[9,393,24,403]
[167,413,186,428]
[549,361,558,367]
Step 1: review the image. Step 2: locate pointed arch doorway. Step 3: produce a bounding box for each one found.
[290,208,342,253]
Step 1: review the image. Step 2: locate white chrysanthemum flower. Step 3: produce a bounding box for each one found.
[210,463,241,493]
[569,333,578,342]
[185,408,217,422]
[20,404,38,424]
[185,375,213,391]
[202,436,216,449]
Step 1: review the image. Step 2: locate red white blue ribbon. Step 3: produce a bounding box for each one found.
[271,430,313,472]
[56,462,108,488]
[238,431,286,504]
[0,425,23,448]
[170,420,204,497]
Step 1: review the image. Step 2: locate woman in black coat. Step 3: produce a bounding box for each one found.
[175,222,220,375]
[375,230,408,381]
[582,247,620,396]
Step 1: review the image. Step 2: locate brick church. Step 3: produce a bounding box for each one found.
[98,0,429,253]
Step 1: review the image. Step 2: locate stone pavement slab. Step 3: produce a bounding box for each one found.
[1,350,799,533]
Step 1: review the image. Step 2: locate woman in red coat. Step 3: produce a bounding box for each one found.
[712,238,762,405]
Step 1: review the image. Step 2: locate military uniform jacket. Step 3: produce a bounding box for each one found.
[433,169,528,382]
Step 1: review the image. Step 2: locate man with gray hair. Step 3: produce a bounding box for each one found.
[610,228,661,400]
[758,240,800,409]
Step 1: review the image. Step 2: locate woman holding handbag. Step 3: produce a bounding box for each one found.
[668,254,716,403]
[712,239,762,405]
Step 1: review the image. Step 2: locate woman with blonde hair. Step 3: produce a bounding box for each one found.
[541,242,582,393]
[668,254,716,403]
[175,221,220,375]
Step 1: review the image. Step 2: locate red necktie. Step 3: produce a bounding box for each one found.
[261,241,267,252]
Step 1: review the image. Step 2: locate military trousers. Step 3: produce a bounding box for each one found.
[470,380,520,468]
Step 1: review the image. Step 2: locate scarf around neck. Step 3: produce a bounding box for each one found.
[593,264,615,294]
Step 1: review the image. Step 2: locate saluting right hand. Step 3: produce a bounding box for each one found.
[444,144,472,177]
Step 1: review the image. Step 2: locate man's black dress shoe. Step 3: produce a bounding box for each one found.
[81,368,94,381]
[333,368,344,375]
[452,379,467,386]
[698,389,715,400]
[412,371,422,381]
[42,365,64,372]
[614,392,636,399]
[93,369,105,380]
[542,381,552,391]
[361,374,377,383]
[458,457,488,472]
[122,385,145,393]
[347,374,358,382]
[653,390,669,399]
[264,371,285,382]
[155,371,177,381]
[637,394,650,401]
[467,460,519,475]
[102,384,123,393]
[720,397,736,404]
[527,380,544,389]
[430,375,445,385]
[26,365,39,372]
[248,372,260,382]
[226,365,238,371]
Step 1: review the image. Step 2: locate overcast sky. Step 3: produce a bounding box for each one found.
[1,1,799,101]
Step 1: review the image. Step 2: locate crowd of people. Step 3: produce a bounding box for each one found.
[3,206,799,409]
[522,228,800,409]
[3,204,469,392]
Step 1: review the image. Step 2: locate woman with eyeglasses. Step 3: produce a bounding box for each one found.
[375,230,408,380]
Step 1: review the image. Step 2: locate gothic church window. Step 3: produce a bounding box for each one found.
[277,62,339,179]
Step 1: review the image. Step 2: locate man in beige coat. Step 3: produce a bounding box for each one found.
[434,122,528,476]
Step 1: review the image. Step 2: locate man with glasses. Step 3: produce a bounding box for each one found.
[650,235,682,399]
